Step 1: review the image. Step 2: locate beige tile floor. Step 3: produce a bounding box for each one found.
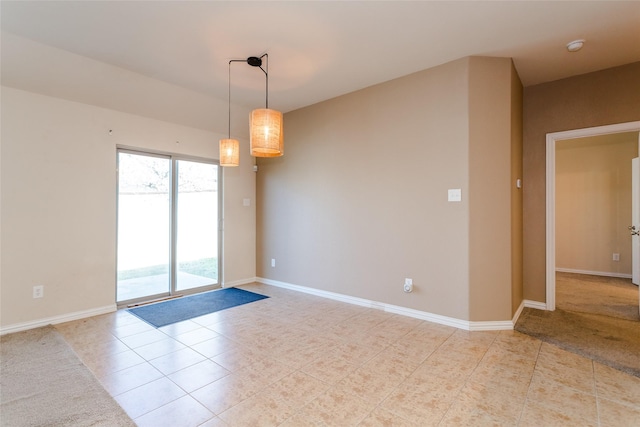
[55,283,640,426]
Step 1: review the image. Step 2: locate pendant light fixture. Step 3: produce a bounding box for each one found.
[219,53,283,166]
[247,54,284,157]
[219,60,239,167]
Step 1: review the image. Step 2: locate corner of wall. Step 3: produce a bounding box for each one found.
[467,57,519,322]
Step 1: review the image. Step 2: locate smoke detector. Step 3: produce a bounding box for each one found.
[566,39,585,52]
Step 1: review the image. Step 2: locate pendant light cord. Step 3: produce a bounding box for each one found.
[228,58,252,138]
[227,60,232,139]
[259,53,269,109]
[228,53,270,123]
[248,53,269,108]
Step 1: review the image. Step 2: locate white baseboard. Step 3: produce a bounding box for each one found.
[524,299,547,310]
[507,299,550,326]
[0,280,537,335]
[0,304,117,336]
[222,277,259,288]
[511,300,526,325]
[556,268,632,279]
[256,277,517,331]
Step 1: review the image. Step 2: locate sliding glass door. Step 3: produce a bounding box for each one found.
[175,160,219,292]
[117,150,220,303]
[117,152,171,301]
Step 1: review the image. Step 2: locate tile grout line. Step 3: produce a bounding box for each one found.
[436,330,504,426]
[109,321,221,423]
[515,336,543,426]
[592,360,602,427]
[361,325,460,425]
[354,320,454,426]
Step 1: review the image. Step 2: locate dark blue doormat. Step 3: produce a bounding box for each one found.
[127,288,268,328]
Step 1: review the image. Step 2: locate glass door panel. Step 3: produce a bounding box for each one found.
[117,152,171,301]
[176,160,219,291]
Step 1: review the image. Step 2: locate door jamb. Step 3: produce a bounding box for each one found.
[546,121,640,311]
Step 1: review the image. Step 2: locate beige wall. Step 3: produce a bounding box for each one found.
[556,133,638,276]
[257,56,522,322]
[0,87,256,329]
[510,63,524,314]
[468,58,522,321]
[523,62,640,302]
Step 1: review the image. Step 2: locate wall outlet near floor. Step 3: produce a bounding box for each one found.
[33,285,44,299]
[404,278,413,293]
[612,253,620,261]
[271,258,276,268]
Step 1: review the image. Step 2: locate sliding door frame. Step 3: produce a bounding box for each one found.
[116,147,222,306]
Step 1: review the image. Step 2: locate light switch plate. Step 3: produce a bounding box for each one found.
[448,189,462,202]
[243,198,251,207]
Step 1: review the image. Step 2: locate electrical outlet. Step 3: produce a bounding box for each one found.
[404,278,413,293]
[271,258,276,267]
[612,253,620,261]
[33,285,44,299]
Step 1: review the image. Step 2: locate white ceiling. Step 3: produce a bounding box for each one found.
[2,1,639,133]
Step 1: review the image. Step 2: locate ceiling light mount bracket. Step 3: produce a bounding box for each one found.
[247,54,269,109]
[247,56,263,67]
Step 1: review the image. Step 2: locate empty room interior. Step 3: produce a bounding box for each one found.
[1,1,639,426]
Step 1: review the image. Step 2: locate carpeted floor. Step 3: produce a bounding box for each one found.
[516,272,640,377]
[0,325,135,427]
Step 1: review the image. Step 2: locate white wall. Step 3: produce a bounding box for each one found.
[0,87,256,332]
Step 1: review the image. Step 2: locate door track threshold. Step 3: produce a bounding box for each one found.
[127,294,184,308]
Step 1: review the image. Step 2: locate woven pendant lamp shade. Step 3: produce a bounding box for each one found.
[219,138,240,167]
[250,108,283,157]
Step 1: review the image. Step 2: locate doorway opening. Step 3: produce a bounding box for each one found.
[116,149,221,304]
[546,121,640,311]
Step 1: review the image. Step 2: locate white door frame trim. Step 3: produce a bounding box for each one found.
[546,121,640,311]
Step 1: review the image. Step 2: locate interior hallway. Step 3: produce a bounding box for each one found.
[54,282,640,426]
[557,273,639,320]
